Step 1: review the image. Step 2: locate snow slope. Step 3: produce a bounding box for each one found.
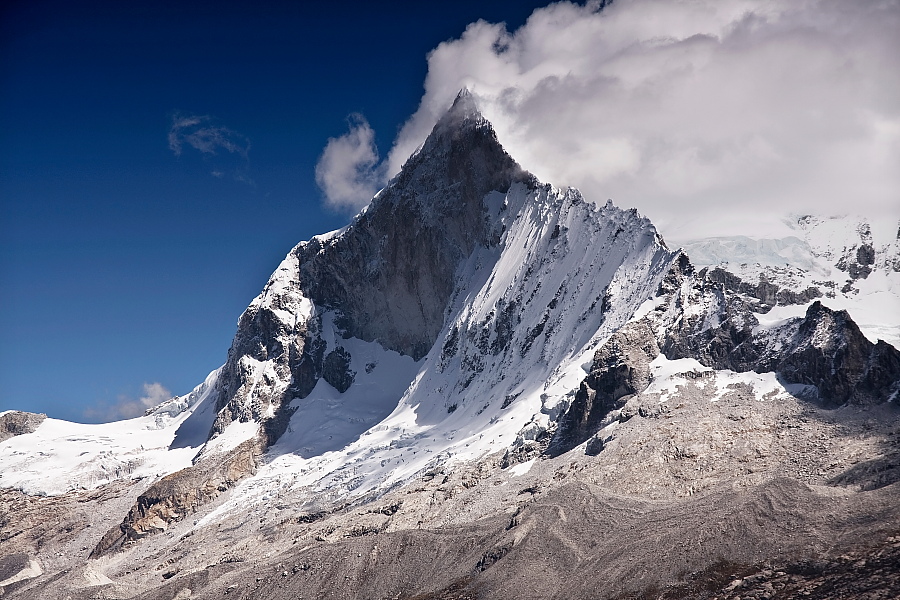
[0,369,220,495]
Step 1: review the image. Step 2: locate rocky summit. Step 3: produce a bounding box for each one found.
[2,92,899,599]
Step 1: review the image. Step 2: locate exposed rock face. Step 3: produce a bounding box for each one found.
[547,321,659,456]
[90,438,260,558]
[773,302,900,406]
[835,222,878,281]
[210,252,322,445]
[298,91,530,361]
[658,266,762,374]
[0,411,45,443]
[550,253,900,453]
[322,347,355,393]
[702,266,821,311]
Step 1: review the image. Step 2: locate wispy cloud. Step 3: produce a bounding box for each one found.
[83,382,171,423]
[168,113,253,184]
[315,114,386,212]
[371,0,900,240]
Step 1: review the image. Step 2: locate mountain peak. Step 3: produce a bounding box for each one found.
[385,89,525,206]
[290,93,529,363]
[417,88,493,158]
[447,87,480,120]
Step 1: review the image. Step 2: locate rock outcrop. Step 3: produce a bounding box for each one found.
[834,221,878,281]
[772,302,900,406]
[210,252,322,446]
[322,347,355,393]
[550,253,900,453]
[547,320,659,456]
[702,266,821,311]
[0,412,45,444]
[90,438,260,558]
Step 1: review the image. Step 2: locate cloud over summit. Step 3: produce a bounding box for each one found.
[325,0,900,238]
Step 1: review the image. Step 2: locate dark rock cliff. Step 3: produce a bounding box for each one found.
[772,302,900,406]
[297,91,531,360]
[0,412,46,444]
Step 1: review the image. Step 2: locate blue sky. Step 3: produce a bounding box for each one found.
[0,0,552,421]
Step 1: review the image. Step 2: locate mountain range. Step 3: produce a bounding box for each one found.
[2,91,899,599]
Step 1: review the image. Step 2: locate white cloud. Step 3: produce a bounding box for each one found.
[168,113,253,183]
[315,114,385,212]
[379,0,900,241]
[138,382,171,409]
[83,382,172,422]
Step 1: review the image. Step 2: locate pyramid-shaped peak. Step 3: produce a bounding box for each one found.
[430,88,488,137]
[405,90,503,170]
[449,88,479,117]
[394,88,524,191]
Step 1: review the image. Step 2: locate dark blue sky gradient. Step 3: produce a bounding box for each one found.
[1,0,553,421]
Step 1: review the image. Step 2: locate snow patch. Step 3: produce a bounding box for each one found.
[647,354,712,403]
[201,419,259,457]
[509,458,536,477]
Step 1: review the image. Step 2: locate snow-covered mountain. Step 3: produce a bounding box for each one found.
[679,214,900,349]
[1,91,898,599]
